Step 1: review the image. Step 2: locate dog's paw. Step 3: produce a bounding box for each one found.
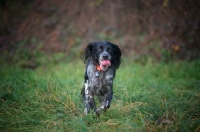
[84,108,89,115]
[95,109,101,116]
[102,101,110,109]
[105,101,110,109]
[95,107,108,116]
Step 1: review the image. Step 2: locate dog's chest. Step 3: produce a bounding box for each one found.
[90,71,112,85]
[87,66,113,94]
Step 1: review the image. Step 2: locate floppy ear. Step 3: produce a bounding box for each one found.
[112,44,122,69]
[83,43,95,64]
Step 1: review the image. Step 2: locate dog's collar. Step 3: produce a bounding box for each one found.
[96,65,109,76]
[96,65,110,71]
[95,66,102,77]
[96,65,102,71]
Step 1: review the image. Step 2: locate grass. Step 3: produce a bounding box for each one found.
[0,59,200,131]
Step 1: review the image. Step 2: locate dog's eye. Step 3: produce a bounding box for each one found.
[107,48,112,52]
[98,47,102,51]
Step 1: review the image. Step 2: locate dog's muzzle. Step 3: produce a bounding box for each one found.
[99,53,111,70]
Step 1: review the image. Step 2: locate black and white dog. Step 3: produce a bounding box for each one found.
[81,41,121,116]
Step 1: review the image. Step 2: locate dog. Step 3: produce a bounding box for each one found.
[81,41,121,116]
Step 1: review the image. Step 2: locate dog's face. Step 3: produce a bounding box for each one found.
[84,42,121,70]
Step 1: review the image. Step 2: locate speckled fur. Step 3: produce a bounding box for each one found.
[81,42,121,115]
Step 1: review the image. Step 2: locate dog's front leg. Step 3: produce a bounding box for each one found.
[102,89,113,109]
[96,87,113,115]
[84,80,96,115]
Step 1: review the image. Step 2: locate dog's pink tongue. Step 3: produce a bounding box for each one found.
[100,60,111,67]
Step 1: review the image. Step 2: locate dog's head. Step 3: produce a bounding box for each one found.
[83,42,121,70]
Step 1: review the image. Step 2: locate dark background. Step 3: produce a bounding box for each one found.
[0,0,200,67]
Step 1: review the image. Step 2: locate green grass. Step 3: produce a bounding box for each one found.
[0,60,200,131]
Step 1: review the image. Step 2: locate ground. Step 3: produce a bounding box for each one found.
[0,59,199,131]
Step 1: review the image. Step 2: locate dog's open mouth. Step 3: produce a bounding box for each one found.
[99,60,111,70]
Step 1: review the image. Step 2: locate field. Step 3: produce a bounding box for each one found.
[0,59,200,132]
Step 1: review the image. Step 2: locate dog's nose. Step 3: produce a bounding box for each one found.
[102,54,109,60]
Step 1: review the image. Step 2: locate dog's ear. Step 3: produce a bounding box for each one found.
[112,44,122,69]
[83,43,95,63]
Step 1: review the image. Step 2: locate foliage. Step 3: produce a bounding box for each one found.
[0,0,200,62]
[0,60,200,131]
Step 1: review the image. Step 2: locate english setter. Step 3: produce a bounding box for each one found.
[81,41,121,116]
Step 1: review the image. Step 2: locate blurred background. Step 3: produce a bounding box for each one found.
[0,0,200,67]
